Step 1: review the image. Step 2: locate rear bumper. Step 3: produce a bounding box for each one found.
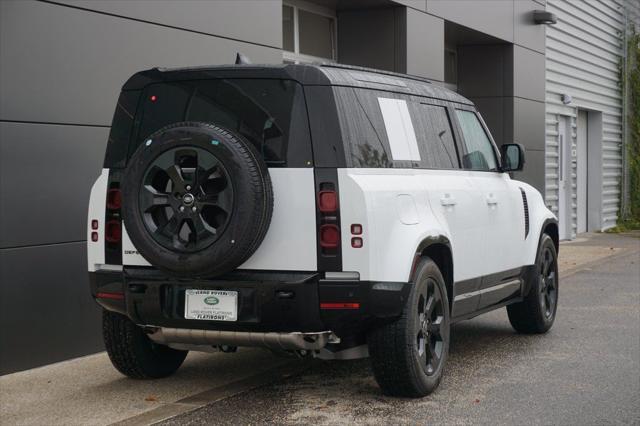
[89,268,411,340]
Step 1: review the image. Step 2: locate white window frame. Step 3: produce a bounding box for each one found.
[282,0,337,64]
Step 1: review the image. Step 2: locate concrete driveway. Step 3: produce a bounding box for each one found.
[1,232,638,425]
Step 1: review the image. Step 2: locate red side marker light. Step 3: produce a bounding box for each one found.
[351,237,363,248]
[350,224,362,235]
[91,232,99,242]
[91,219,99,230]
[320,302,360,310]
[318,190,338,213]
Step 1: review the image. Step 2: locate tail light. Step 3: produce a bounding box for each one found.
[317,182,341,257]
[319,224,340,249]
[106,188,122,210]
[105,220,122,243]
[318,190,338,213]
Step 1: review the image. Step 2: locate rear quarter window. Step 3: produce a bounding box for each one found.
[333,87,460,169]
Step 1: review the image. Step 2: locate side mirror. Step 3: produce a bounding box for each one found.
[501,143,525,172]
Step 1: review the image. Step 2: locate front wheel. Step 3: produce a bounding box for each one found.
[368,258,450,397]
[102,310,188,379]
[507,233,559,334]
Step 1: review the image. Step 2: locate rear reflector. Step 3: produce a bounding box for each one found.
[319,224,340,248]
[96,292,125,300]
[105,220,121,243]
[106,188,122,210]
[320,302,360,310]
[318,190,338,213]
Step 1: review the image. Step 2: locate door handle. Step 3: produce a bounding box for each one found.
[440,194,457,206]
[486,194,498,205]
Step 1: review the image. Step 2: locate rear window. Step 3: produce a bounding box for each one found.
[108,79,312,168]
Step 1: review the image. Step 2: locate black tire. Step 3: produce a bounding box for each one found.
[122,122,273,278]
[507,233,559,334]
[102,310,187,379]
[368,258,450,397]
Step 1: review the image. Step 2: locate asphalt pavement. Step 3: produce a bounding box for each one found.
[162,233,640,425]
[1,232,638,425]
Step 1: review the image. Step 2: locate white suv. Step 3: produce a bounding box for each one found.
[87,63,559,397]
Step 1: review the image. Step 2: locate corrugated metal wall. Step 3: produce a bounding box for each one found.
[545,0,625,238]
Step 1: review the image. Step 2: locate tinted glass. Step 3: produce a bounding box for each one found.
[298,9,334,59]
[334,87,400,168]
[455,110,497,171]
[411,104,459,169]
[134,79,311,167]
[104,90,141,168]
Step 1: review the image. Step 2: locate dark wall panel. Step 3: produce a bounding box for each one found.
[61,0,282,48]
[0,122,108,248]
[0,242,103,375]
[0,1,281,126]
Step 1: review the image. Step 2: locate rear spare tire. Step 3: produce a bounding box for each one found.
[122,122,273,277]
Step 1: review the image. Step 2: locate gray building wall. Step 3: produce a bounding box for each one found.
[544,0,627,238]
[0,0,281,375]
[0,0,565,374]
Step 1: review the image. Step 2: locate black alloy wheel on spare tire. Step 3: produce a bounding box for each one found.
[122,122,273,278]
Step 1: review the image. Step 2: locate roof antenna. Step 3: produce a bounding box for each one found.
[235,53,252,65]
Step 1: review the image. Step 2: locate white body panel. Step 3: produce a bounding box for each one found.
[118,168,318,271]
[339,168,555,284]
[238,168,317,271]
[89,166,555,285]
[87,168,108,272]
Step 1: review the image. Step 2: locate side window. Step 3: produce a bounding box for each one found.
[455,110,498,171]
[410,104,459,169]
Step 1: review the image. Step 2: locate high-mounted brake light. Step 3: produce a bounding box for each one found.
[105,220,121,243]
[319,224,340,249]
[106,188,122,210]
[318,190,338,213]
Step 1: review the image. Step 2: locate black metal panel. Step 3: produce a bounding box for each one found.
[314,167,343,272]
[0,243,103,374]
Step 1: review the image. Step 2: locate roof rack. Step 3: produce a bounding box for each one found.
[319,62,433,85]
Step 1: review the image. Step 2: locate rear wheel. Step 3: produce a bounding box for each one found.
[507,233,559,334]
[102,310,187,379]
[368,258,450,397]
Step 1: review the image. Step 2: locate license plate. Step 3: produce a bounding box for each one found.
[184,289,238,321]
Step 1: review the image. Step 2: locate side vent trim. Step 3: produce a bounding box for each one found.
[519,188,530,239]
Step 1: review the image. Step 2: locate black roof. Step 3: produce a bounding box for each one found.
[122,63,472,106]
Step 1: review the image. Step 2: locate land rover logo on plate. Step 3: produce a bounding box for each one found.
[204,296,219,305]
[185,290,238,321]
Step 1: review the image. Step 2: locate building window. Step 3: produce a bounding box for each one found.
[282,2,337,63]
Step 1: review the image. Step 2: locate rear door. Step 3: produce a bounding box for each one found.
[410,102,487,318]
[453,109,525,308]
[121,78,318,271]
